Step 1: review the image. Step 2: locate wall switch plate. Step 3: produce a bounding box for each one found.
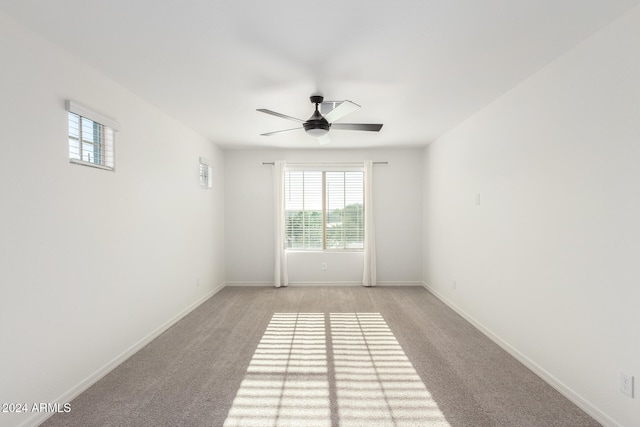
[321,263,327,271]
[621,373,634,397]
[452,281,457,290]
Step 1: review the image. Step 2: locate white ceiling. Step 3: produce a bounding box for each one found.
[1,0,638,149]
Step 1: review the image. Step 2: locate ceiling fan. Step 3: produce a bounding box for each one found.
[257,95,383,145]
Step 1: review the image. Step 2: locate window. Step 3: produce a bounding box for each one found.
[199,157,213,188]
[284,168,364,250]
[66,100,119,171]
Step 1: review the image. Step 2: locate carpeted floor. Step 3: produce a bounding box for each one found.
[42,286,600,426]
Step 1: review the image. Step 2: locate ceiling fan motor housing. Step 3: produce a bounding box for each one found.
[304,95,330,136]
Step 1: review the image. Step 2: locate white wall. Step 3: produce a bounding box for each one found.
[225,148,422,285]
[0,12,224,427]
[422,6,640,427]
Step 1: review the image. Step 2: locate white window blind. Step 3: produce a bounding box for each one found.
[284,169,364,250]
[326,171,364,249]
[66,100,118,171]
[285,171,323,249]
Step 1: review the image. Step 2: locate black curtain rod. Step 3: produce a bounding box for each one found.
[262,161,388,165]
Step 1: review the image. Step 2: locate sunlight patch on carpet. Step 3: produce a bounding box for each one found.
[223,313,330,427]
[331,313,450,427]
[223,312,450,427]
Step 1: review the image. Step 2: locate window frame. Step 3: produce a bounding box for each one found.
[284,166,365,252]
[199,157,213,189]
[66,100,119,171]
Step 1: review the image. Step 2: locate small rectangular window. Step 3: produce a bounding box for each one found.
[66,100,119,171]
[200,158,213,188]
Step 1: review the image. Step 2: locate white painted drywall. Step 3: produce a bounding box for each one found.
[423,6,640,426]
[224,149,422,285]
[0,12,224,427]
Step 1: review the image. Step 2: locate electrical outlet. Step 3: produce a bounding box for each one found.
[196,278,200,288]
[621,373,634,397]
[452,281,457,290]
[321,263,327,271]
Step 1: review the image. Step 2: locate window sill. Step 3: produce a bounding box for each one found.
[70,158,114,171]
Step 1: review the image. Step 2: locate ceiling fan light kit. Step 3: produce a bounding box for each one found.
[305,126,329,137]
[257,95,383,144]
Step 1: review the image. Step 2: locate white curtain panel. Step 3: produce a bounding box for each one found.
[362,160,377,287]
[273,160,288,287]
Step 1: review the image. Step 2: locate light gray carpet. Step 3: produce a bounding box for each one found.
[42,286,600,426]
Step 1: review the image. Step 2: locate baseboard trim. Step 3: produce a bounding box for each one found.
[225,281,272,287]
[21,282,226,427]
[421,282,620,427]
[225,281,423,287]
[290,281,362,286]
[377,281,423,286]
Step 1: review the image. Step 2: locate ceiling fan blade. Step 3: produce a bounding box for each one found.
[323,100,360,123]
[260,127,303,136]
[257,109,305,123]
[331,123,383,132]
[317,134,332,145]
